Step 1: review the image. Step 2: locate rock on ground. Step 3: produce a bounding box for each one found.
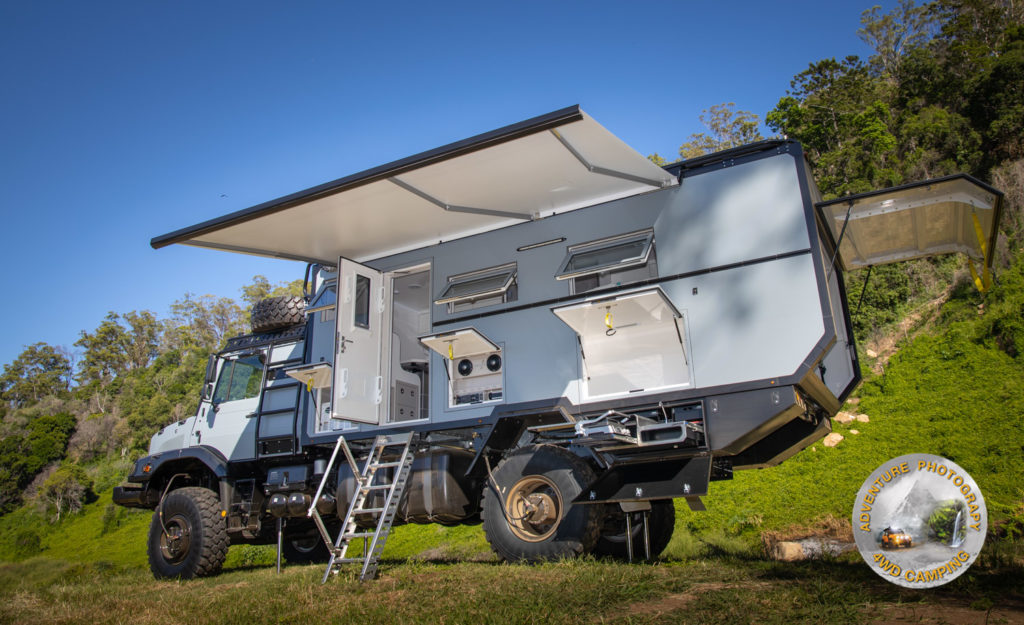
[823,433,844,447]
[833,412,855,425]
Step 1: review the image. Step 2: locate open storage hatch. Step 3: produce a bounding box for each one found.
[553,288,692,399]
[421,329,504,406]
[818,174,1003,271]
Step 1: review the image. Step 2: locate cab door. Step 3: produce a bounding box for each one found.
[193,351,262,461]
[332,258,386,424]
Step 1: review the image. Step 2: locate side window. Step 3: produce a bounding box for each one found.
[354,275,370,329]
[555,230,657,295]
[212,354,264,402]
[212,361,232,403]
[435,263,517,313]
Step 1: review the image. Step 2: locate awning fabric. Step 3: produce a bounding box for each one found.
[817,175,1003,271]
[152,106,677,264]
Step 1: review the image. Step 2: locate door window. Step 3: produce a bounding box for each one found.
[213,354,264,403]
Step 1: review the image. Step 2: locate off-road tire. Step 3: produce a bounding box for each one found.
[482,445,603,562]
[282,534,331,564]
[592,499,675,561]
[251,295,305,333]
[147,487,228,579]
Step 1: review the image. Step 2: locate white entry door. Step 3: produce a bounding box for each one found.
[332,258,385,424]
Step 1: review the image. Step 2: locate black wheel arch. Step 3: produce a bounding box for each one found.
[123,446,229,508]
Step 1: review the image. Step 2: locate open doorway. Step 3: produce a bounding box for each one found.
[387,265,431,423]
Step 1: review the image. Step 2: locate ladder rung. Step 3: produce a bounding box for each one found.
[343,531,375,539]
[361,484,391,492]
[359,507,384,514]
[372,461,404,469]
[333,557,366,564]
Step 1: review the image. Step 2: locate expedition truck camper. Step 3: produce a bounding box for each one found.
[115,105,1003,580]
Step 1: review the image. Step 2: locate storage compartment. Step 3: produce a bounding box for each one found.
[553,288,692,399]
[421,328,504,407]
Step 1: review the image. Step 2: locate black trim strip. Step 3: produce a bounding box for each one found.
[151,105,584,249]
[434,248,813,327]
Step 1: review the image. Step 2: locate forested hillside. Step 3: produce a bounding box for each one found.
[0,276,301,520]
[0,0,1021,564]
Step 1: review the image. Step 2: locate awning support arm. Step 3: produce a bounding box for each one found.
[854,265,873,317]
[550,129,669,189]
[388,177,531,221]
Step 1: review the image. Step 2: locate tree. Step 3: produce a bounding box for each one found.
[74,313,129,388]
[858,0,936,79]
[37,463,94,523]
[0,411,77,513]
[122,311,161,371]
[240,274,306,310]
[163,293,246,355]
[678,103,764,159]
[0,343,71,411]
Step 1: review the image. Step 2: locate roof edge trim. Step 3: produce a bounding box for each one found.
[151,104,584,250]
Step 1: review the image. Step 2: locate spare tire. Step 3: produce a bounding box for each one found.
[251,295,306,333]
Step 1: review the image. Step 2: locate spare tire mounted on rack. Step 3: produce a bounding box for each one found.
[251,295,306,333]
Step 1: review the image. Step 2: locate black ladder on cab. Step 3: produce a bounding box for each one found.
[308,432,414,582]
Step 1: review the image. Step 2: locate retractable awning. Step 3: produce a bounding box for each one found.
[151,106,677,264]
[818,175,1003,272]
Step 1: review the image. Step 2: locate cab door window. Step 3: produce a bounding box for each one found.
[212,354,264,403]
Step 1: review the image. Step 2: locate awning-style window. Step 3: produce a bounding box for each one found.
[818,175,1003,271]
[555,230,654,281]
[151,106,677,264]
[305,282,336,314]
[435,264,516,306]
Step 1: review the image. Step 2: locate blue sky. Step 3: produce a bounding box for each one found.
[0,0,887,369]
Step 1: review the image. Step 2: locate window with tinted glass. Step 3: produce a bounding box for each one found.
[436,263,517,313]
[556,230,657,294]
[212,354,264,403]
[354,275,370,329]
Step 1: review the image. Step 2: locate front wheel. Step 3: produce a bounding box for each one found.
[592,499,675,561]
[147,487,229,579]
[482,445,603,562]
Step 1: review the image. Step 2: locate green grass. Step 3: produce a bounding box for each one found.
[0,546,1020,625]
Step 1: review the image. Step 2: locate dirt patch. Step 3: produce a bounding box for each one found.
[864,290,950,374]
[620,581,774,618]
[866,600,1024,624]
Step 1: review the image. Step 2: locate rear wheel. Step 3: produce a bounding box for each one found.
[147,487,228,579]
[482,445,603,562]
[593,499,675,560]
[282,534,331,564]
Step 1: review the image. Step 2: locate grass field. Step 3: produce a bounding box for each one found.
[1,545,1022,625]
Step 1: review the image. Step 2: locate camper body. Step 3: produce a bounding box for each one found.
[114,107,1001,578]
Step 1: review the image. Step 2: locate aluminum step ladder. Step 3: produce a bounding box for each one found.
[308,431,415,582]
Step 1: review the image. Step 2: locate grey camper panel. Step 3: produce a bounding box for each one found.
[301,145,847,444]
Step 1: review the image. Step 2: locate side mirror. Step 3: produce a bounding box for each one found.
[202,382,215,401]
[204,354,217,385]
